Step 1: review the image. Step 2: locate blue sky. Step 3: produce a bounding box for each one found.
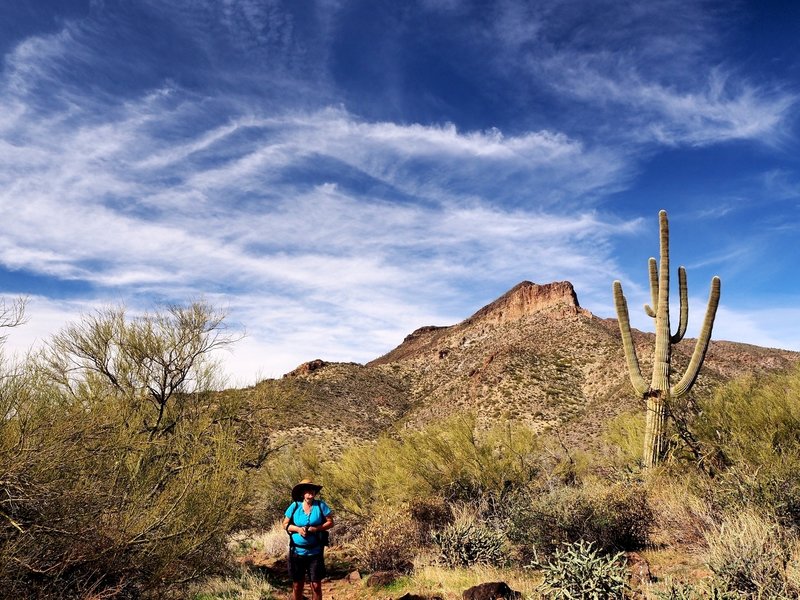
[1,0,799,384]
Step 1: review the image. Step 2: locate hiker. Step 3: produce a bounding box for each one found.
[283,478,334,600]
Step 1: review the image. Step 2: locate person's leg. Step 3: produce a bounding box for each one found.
[288,552,307,600]
[293,581,305,600]
[310,581,322,600]
[308,552,326,600]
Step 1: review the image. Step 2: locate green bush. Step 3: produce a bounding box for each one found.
[693,366,800,526]
[254,440,327,517]
[536,540,628,599]
[355,507,420,573]
[431,509,506,568]
[650,579,734,600]
[506,481,651,558]
[323,415,542,517]
[602,411,646,468]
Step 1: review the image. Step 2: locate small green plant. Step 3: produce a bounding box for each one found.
[432,510,506,568]
[536,540,628,599]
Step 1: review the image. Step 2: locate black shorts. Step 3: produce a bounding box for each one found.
[288,550,326,583]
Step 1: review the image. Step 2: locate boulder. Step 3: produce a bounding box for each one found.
[346,570,362,584]
[366,570,401,587]
[626,551,653,585]
[462,581,522,600]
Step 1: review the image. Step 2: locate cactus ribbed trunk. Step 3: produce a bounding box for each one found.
[646,211,672,468]
[642,390,668,467]
[642,391,667,468]
[613,210,720,468]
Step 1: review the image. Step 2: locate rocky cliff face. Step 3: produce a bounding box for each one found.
[369,281,590,366]
[464,280,588,325]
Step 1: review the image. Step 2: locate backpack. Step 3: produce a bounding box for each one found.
[286,500,330,550]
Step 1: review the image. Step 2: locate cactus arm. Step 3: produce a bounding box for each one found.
[671,266,688,343]
[671,276,721,398]
[644,257,658,318]
[613,281,649,396]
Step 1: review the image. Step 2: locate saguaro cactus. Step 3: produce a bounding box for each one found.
[613,210,721,467]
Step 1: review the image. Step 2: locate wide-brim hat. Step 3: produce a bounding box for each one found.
[292,478,323,501]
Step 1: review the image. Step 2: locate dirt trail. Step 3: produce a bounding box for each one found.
[271,578,365,600]
[245,551,376,600]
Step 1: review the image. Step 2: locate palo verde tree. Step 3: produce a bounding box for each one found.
[44,301,233,437]
[0,301,273,598]
[613,210,721,467]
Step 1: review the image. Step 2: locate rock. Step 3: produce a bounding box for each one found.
[626,551,652,585]
[462,581,522,600]
[402,325,447,344]
[465,281,587,326]
[283,358,327,378]
[346,570,362,584]
[396,594,444,600]
[366,570,401,587]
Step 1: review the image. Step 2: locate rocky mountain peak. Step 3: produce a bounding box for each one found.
[464,280,585,326]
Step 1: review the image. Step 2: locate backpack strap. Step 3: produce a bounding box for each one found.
[286,501,299,530]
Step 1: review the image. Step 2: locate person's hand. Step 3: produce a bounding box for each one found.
[301,526,308,537]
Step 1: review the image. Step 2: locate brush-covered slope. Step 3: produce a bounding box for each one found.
[253,281,799,450]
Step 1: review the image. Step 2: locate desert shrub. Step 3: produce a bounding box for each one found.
[602,410,646,468]
[705,510,794,598]
[536,540,628,599]
[431,508,506,568]
[254,441,327,517]
[713,459,800,529]
[508,481,651,558]
[230,520,290,559]
[408,496,453,538]
[0,303,268,598]
[324,415,542,517]
[355,506,420,573]
[693,366,800,526]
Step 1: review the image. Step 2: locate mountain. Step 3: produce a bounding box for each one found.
[252,281,800,452]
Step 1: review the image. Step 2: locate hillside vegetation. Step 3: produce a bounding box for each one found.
[2,284,800,599]
[248,281,798,455]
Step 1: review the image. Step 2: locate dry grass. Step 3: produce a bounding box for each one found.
[230,520,289,559]
[705,509,794,597]
[191,568,275,600]
[648,476,716,550]
[404,554,542,599]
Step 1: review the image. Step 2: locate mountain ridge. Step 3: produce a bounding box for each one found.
[264,280,800,453]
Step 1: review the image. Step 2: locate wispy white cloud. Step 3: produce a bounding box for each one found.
[0,22,640,381]
[713,304,800,351]
[761,169,800,201]
[487,0,796,146]
[2,1,798,385]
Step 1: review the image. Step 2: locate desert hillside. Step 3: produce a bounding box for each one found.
[249,281,799,452]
